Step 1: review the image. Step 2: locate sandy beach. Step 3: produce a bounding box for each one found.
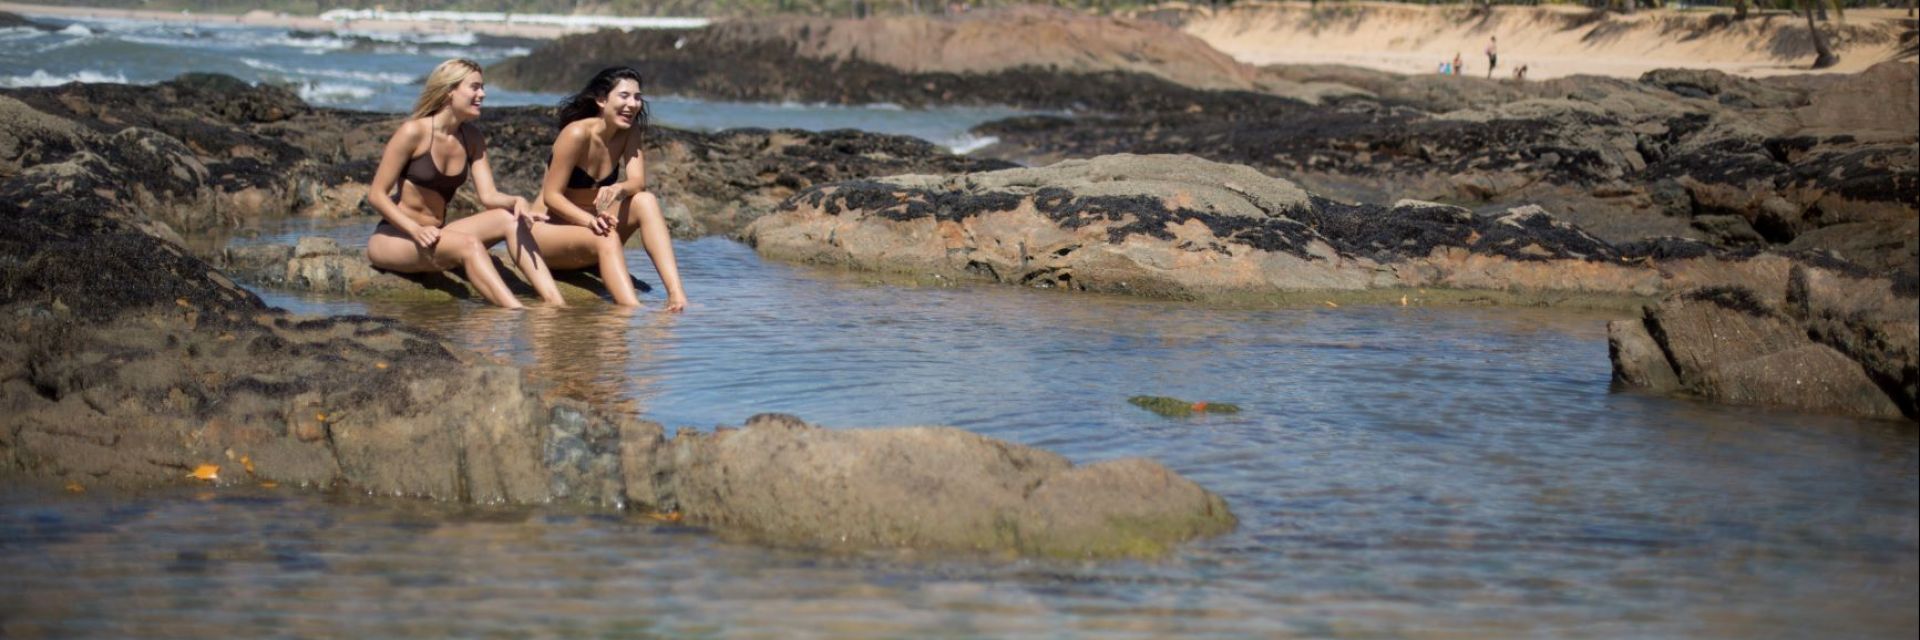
[1155,1,1917,79]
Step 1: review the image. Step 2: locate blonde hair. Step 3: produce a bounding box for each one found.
[409,58,483,120]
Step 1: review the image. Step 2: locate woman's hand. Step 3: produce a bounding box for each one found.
[589,211,617,236]
[594,184,624,214]
[664,292,688,313]
[512,196,547,224]
[409,224,440,249]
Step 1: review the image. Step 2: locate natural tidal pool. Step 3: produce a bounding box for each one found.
[3,217,1915,638]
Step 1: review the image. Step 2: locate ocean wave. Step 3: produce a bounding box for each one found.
[296,81,377,104]
[57,24,93,37]
[0,69,133,88]
[944,134,1000,155]
[240,58,415,85]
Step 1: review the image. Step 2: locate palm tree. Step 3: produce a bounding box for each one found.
[1797,0,1841,69]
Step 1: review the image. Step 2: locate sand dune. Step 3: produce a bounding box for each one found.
[1146,1,1916,79]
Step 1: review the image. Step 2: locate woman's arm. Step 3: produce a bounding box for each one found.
[463,125,538,221]
[366,120,439,247]
[539,124,612,233]
[593,130,648,214]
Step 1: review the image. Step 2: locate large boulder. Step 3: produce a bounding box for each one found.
[643,414,1234,557]
[1609,263,1916,421]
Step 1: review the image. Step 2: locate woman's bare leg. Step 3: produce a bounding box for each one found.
[618,192,687,311]
[367,224,523,309]
[446,209,566,306]
[529,221,640,306]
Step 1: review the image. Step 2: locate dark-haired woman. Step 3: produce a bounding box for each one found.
[366,58,563,308]
[532,67,687,311]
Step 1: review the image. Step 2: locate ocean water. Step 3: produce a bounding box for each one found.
[0,14,1023,151]
[10,218,1905,637]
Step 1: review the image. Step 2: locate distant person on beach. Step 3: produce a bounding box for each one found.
[532,67,688,311]
[1485,36,1498,79]
[1514,64,1529,81]
[365,58,564,309]
[1452,52,1464,76]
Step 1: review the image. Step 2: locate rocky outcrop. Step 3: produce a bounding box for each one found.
[971,63,1918,281]
[1609,263,1917,421]
[0,75,1010,244]
[0,11,57,31]
[745,153,1845,302]
[489,6,1281,109]
[0,84,1233,559]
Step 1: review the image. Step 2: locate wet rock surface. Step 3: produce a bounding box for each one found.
[0,75,1008,243]
[0,83,1230,558]
[218,237,641,304]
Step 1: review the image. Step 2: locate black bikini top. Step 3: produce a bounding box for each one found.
[398,126,471,202]
[567,165,617,189]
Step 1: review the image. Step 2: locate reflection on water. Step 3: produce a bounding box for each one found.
[3,217,1915,637]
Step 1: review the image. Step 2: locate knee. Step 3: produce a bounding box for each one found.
[626,192,662,220]
[443,232,486,259]
[593,232,625,255]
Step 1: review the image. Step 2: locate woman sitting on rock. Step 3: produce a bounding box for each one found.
[366,58,564,309]
[532,67,687,311]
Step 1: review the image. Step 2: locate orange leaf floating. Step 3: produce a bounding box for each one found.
[1191,402,1209,412]
[188,464,219,481]
[1323,301,1340,308]
[64,482,85,493]
[647,511,683,523]
[259,481,279,489]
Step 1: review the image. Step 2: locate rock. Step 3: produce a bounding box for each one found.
[0,11,57,31]
[490,7,1265,109]
[746,154,1825,303]
[1611,266,1916,420]
[220,236,644,304]
[646,413,1234,557]
[1607,319,1680,392]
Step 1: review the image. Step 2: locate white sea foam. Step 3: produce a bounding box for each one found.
[945,134,1000,155]
[296,82,377,104]
[0,69,132,88]
[57,24,93,37]
[240,58,415,85]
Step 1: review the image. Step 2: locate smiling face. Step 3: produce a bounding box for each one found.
[448,71,486,120]
[596,78,642,130]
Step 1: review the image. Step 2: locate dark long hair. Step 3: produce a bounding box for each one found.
[555,67,649,132]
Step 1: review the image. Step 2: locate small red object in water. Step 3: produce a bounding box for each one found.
[1191,402,1209,412]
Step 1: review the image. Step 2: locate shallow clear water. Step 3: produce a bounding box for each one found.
[5,218,1912,637]
[0,16,1025,151]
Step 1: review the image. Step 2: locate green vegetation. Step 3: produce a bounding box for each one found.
[1128,395,1242,418]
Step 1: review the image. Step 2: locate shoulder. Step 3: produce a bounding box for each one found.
[392,118,430,144]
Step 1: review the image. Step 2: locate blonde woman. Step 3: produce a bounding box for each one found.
[532,67,686,311]
[365,58,563,308]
